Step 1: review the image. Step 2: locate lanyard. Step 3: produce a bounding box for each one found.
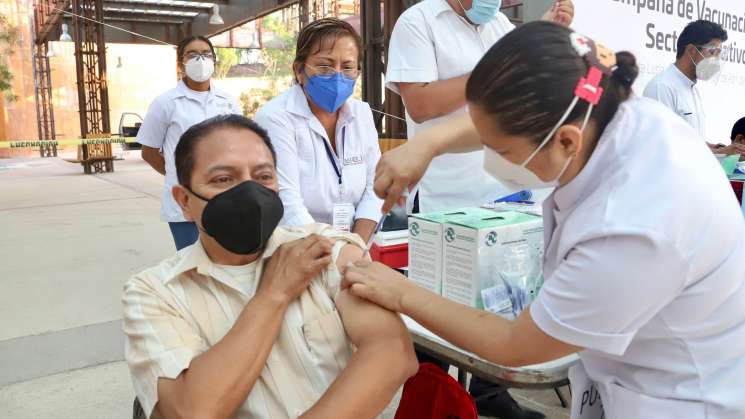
[320,126,346,190]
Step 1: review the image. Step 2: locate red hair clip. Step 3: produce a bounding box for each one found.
[575,67,604,106]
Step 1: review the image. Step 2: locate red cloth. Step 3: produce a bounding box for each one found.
[394,363,478,419]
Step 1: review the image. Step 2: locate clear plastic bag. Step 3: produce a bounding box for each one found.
[499,244,532,317]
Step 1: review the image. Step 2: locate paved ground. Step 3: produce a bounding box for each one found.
[0,153,570,419]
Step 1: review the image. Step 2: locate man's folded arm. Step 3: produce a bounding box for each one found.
[152,289,289,419]
[300,245,419,419]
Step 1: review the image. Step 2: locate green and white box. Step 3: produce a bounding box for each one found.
[442,211,544,317]
[408,208,496,294]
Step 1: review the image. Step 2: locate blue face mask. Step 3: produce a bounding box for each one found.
[303,71,356,113]
[463,0,502,25]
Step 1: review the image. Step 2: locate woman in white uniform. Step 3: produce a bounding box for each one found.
[138,36,241,250]
[255,18,383,242]
[345,22,745,418]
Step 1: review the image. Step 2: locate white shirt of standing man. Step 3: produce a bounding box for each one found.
[137,38,242,222]
[386,0,574,213]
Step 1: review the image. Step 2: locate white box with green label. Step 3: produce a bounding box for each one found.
[442,211,544,317]
[407,208,497,294]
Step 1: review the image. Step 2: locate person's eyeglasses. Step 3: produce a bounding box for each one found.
[185,51,215,61]
[306,64,359,79]
[697,44,723,57]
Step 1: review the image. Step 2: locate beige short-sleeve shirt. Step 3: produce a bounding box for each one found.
[122,224,367,418]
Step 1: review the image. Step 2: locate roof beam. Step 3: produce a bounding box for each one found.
[103,0,219,10]
[103,6,200,18]
[189,0,297,38]
[56,16,184,44]
[104,15,187,24]
[103,2,207,14]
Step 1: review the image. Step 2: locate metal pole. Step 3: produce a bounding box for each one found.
[361,0,383,135]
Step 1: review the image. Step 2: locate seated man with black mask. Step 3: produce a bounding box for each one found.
[123,114,418,419]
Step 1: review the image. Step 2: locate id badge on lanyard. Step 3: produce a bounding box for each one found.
[323,128,354,232]
[569,362,605,419]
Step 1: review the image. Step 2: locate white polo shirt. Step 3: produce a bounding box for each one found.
[531,98,745,418]
[254,84,383,227]
[386,0,514,213]
[643,64,707,139]
[136,80,242,222]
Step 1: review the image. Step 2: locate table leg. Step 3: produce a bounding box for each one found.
[555,386,568,408]
[457,368,468,387]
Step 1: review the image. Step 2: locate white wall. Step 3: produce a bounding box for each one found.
[572,0,744,142]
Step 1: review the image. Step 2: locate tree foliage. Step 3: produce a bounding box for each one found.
[214,47,239,79]
[260,16,297,77]
[0,13,19,102]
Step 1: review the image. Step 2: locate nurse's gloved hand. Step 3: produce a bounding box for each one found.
[342,260,413,313]
[375,141,435,213]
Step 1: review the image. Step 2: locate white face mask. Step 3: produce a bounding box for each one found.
[185,57,215,83]
[482,95,592,191]
[691,47,722,81]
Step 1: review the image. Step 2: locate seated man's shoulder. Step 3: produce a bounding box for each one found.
[124,247,195,296]
[276,224,366,248]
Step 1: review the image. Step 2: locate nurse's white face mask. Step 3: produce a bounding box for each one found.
[185,56,215,83]
[482,95,593,191]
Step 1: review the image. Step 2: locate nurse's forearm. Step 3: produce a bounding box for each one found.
[400,285,579,367]
[410,112,483,158]
[398,75,470,124]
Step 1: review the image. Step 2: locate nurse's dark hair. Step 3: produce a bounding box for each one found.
[466,22,639,146]
[293,18,362,82]
[676,20,728,60]
[176,35,216,63]
[175,114,276,189]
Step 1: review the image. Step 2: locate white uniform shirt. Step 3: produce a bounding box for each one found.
[136,80,242,222]
[386,0,514,212]
[530,98,745,418]
[255,84,383,227]
[643,64,707,139]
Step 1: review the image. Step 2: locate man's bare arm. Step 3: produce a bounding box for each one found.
[141,145,166,176]
[300,245,418,419]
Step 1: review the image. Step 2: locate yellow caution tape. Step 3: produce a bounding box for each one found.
[0,137,138,149]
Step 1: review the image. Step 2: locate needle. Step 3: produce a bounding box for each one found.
[362,213,388,258]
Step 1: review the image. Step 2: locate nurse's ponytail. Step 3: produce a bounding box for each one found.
[466,22,638,146]
[612,51,639,95]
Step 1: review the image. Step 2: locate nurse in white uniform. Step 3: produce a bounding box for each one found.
[345,23,745,418]
[138,36,241,249]
[255,18,382,242]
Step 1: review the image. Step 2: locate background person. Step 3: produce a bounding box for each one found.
[385,0,574,214]
[731,117,745,145]
[355,22,745,419]
[255,19,383,242]
[643,20,736,153]
[137,36,242,250]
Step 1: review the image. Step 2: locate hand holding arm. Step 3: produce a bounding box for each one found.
[343,261,580,368]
